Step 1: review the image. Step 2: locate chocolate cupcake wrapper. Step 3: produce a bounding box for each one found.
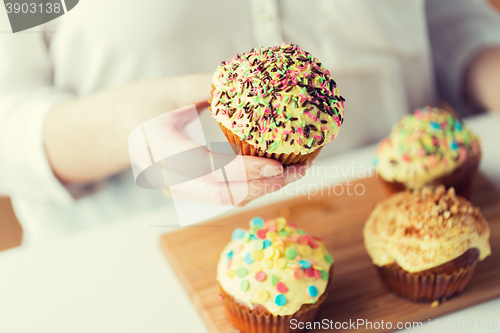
[209,84,322,166]
[377,260,478,302]
[219,282,329,333]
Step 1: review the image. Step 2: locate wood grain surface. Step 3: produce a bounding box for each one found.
[161,175,500,333]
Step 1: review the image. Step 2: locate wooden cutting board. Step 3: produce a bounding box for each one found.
[161,175,500,333]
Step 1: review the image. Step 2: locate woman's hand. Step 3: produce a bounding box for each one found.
[131,104,307,206]
[44,74,308,205]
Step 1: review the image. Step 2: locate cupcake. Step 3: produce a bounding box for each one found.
[375,106,481,198]
[363,186,491,302]
[217,216,334,333]
[210,43,345,166]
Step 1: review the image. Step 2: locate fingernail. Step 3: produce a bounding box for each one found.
[260,164,282,177]
[284,170,305,185]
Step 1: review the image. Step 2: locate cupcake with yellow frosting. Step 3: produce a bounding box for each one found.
[376,106,481,198]
[217,216,333,333]
[364,186,491,302]
[210,43,345,165]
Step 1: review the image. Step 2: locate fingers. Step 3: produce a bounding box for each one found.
[167,163,308,206]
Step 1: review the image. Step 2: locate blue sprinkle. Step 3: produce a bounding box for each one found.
[298,260,311,269]
[250,217,264,228]
[275,294,287,306]
[244,252,254,264]
[430,122,441,130]
[263,239,272,249]
[307,285,318,298]
[450,140,458,151]
[249,234,258,240]
[373,158,378,166]
[454,119,462,131]
[226,250,234,259]
[231,228,246,241]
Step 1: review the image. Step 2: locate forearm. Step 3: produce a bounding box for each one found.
[44,87,129,184]
[43,74,212,184]
[467,47,500,115]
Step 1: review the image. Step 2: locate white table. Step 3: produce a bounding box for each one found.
[0,114,499,333]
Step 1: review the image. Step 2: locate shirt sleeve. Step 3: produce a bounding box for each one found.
[426,0,500,117]
[0,14,75,206]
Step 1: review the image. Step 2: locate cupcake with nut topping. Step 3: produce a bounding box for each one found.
[210,43,345,165]
[217,216,333,333]
[376,106,481,198]
[364,186,491,302]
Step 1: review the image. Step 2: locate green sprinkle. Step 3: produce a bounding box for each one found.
[278,229,289,237]
[236,267,248,278]
[254,240,264,250]
[240,280,250,291]
[324,254,334,264]
[271,275,279,286]
[320,270,329,280]
[286,248,298,260]
[297,229,307,235]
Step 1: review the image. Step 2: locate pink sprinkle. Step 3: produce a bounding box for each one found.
[331,134,335,140]
[304,111,318,122]
[312,135,321,140]
[255,271,267,282]
[282,131,292,135]
[305,267,316,278]
[296,127,304,135]
[297,138,302,144]
[276,282,288,293]
[322,126,328,130]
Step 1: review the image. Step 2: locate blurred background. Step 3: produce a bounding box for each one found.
[0,0,499,252]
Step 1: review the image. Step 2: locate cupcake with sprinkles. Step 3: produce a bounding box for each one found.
[376,106,481,198]
[210,43,345,165]
[217,216,333,333]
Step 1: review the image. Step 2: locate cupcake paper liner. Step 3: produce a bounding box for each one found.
[377,254,479,302]
[209,85,323,166]
[218,277,331,333]
[218,123,323,166]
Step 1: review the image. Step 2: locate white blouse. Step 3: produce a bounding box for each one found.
[0,0,498,245]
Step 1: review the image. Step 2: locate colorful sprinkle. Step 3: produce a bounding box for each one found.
[320,270,329,280]
[263,239,272,249]
[275,294,287,306]
[305,267,316,278]
[276,282,289,293]
[258,290,270,302]
[255,271,267,282]
[231,228,246,240]
[240,280,250,291]
[256,229,268,239]
[244,252,254,264]
[262,258,274,269]
[275,258,287,269]
[252,250,264,261]
[324,254,334,264]
[251,217,264,228]
[285,248,298,260]
[298,260,311,269]
[306,285,318,298]
[227,270,236,278]
[236,267,248,278]
[254,240,264,251]
[271,275,279,286]
[293,268,304,280]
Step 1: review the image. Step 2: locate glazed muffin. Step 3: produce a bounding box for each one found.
[364,186,491,302]
[217,216,334,333]
[376,106,481,198]
[210,43,345,166]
